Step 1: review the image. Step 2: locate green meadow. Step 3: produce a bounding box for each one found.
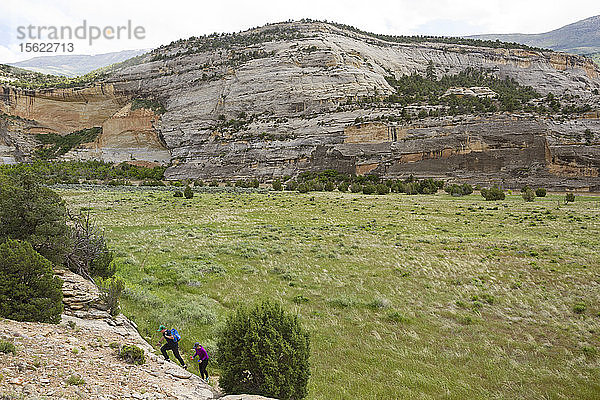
[59,188,600,399]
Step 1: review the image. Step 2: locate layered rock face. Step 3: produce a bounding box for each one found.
[1,21,600,188]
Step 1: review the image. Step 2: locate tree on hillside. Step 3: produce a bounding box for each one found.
[0,171,71,265]
[0,239,63,323]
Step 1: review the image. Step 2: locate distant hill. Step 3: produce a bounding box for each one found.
[8,49,148,77]
[468,15,600,64]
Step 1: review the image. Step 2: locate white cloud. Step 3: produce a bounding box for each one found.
[1,0,598,63]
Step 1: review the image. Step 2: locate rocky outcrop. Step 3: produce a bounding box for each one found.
[55,269,111,319]
[62,103,171,164]
[0,84,128,134]
[0,115,39,163]
[1,21,599,188]
[0,315,220,400]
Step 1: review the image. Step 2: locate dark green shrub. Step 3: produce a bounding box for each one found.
[418,178,440,194]
[0,239,63,323]
[173,190,183,197]
[272,179,283,191]
[66,375,86,385]
[217,300,310,400]
[209,180,219,187]
[292,294,309,304]
[141,179,165,186]
[446,183,474,196]
[565,193,575,203]
[445,184,463,196]
[522,188,535,202]
[481,186,505,201]
[195,179,205,187]
[375,183,390,195]
[337,181,349,192]
[362,184,376,195]
[535,188,546,197]
[297,183,310,193]
[184,185,194,199]
[0,339,16,355]
[0,172,71,265]
[285,180,298,191]
[119,344,145,365]
[309,180,323,191]
[573,301,586,314]
[395,182,407,193]
[99,277,125,316]
[350,183,362,193]
[250,178,260,188]
[324,181,335,192]
[405,182,419,195]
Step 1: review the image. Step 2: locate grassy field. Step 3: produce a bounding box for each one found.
[59,188,600,399]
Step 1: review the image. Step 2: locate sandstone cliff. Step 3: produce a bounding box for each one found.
[1,21,600,188]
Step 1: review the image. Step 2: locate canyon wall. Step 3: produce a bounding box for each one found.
[1,21,599,188]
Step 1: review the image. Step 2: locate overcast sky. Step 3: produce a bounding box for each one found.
[1,0,598,63]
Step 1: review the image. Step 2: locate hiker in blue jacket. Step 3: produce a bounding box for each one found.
[157,324,187,368]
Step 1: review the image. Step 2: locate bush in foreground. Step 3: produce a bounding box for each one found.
[445,183,473,197]
[375,183,390,195]
[218,300,310,400]
[0,239,63,323]
[535,188,547,197]
[297,183,310,193]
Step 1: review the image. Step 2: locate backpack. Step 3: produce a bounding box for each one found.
[170,328,181,342]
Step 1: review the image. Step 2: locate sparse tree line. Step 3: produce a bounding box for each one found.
[375,66,594,119]
[0,161,166,185]
[35,127,102,160]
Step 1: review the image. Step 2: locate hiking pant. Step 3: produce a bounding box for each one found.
[161,342,185,366]
[198,358,208,379]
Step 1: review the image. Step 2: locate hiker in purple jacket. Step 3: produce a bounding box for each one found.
[190,342,209,381]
